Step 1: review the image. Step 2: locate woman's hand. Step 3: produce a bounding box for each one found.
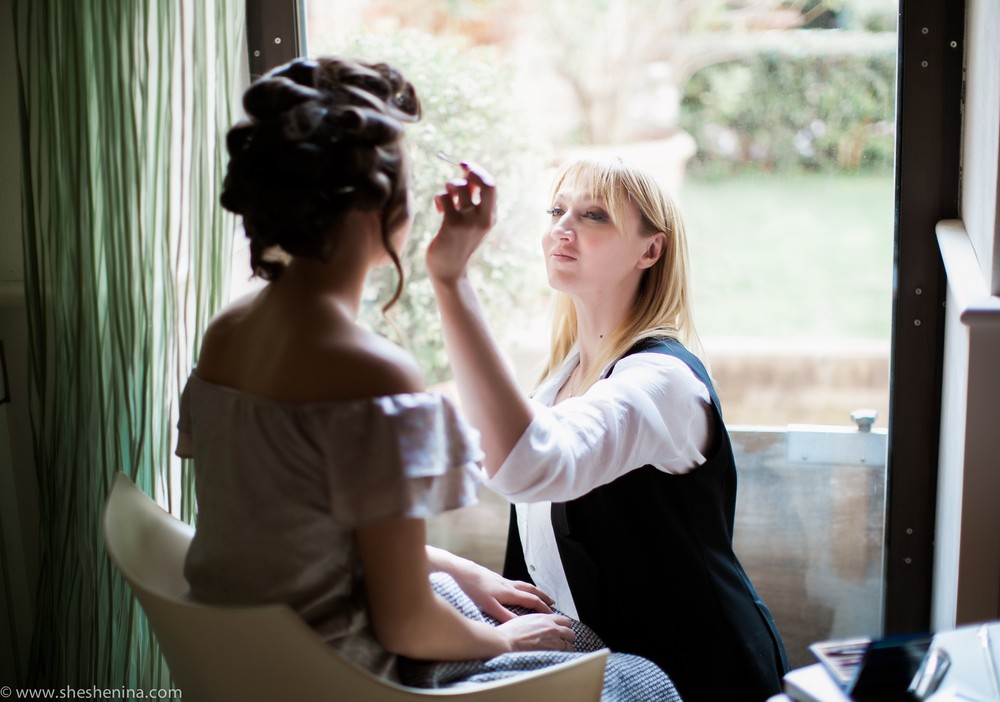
[497,612,577,653]
[426,546,555,622]
[456,562,556,623]
[423,161,535,476]
[426,161,497,284]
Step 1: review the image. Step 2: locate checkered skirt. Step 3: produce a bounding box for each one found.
[397,572,682,701]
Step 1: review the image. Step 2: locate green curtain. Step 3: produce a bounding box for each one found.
[14,0,245,687]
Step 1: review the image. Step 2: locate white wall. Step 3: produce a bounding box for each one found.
[931,0,1000,630]
[960,0,1000,295]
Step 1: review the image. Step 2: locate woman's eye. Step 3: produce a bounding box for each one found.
[584,210,608,222]
[545,206,565,217]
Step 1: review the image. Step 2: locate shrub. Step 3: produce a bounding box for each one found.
[681,49,896,175]
[309,30,551,384]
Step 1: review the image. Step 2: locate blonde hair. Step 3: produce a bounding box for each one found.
[538,156,704,393]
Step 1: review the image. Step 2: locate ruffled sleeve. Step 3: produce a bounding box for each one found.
[318,393,484,527]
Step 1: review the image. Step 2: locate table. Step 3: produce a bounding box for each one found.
[780,620,1000,702]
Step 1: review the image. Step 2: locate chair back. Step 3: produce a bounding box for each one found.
[102,473,607,701]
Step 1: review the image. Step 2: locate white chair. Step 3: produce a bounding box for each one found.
[102,472,608,701]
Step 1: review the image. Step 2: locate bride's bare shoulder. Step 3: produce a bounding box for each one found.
[328,328,425,398]
[193,290,425,401]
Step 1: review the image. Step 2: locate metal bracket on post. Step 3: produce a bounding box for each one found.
[787,410,887,467]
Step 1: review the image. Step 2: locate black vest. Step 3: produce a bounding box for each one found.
[503,339,789,702]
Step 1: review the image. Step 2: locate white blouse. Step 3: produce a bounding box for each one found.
[484,348,713,618]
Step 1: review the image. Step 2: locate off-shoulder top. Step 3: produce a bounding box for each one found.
[175,373,483,679]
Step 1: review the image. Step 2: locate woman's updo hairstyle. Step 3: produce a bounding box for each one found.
[220,56,421,308]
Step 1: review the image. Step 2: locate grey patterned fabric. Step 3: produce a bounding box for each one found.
[399,573,683,702]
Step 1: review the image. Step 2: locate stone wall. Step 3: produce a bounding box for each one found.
[701,338,889,429]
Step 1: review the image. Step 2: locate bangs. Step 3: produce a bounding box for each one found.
[551,157,634,232]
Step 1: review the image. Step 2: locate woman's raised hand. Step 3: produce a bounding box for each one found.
[423,160,534,476]
[426,161,497,284]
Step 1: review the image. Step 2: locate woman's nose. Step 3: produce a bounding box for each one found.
[552,217,575,240]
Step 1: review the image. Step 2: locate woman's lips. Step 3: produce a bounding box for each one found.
[550,250,577,261]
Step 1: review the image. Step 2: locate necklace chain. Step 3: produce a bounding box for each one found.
[564,364,583,398]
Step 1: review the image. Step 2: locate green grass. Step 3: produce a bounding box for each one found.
[678,172,895,340]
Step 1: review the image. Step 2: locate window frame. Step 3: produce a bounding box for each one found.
[884,0,964,635]
[246,0,304,80]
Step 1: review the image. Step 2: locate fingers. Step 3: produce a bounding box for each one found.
[489,579,554,613]
[513,581,556,607]
[435,182,470,225]
[435,190,458,218]
[445,179,474,211]
[436,160,496,226]
[482,599,517,623]
[505,590,553,614]
[460,160,495,189]
[555,617,577,651]
[537,613,576,649]
[499,612,577,653]
[460,163,496,213]
[440,179,483,224]
[553,614,574,629]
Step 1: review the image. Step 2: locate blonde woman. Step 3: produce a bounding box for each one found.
[428,156,789,702]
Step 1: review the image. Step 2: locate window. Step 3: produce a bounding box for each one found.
[246,0,962,656]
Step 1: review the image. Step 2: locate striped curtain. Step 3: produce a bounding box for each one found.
[13,0,245,687]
